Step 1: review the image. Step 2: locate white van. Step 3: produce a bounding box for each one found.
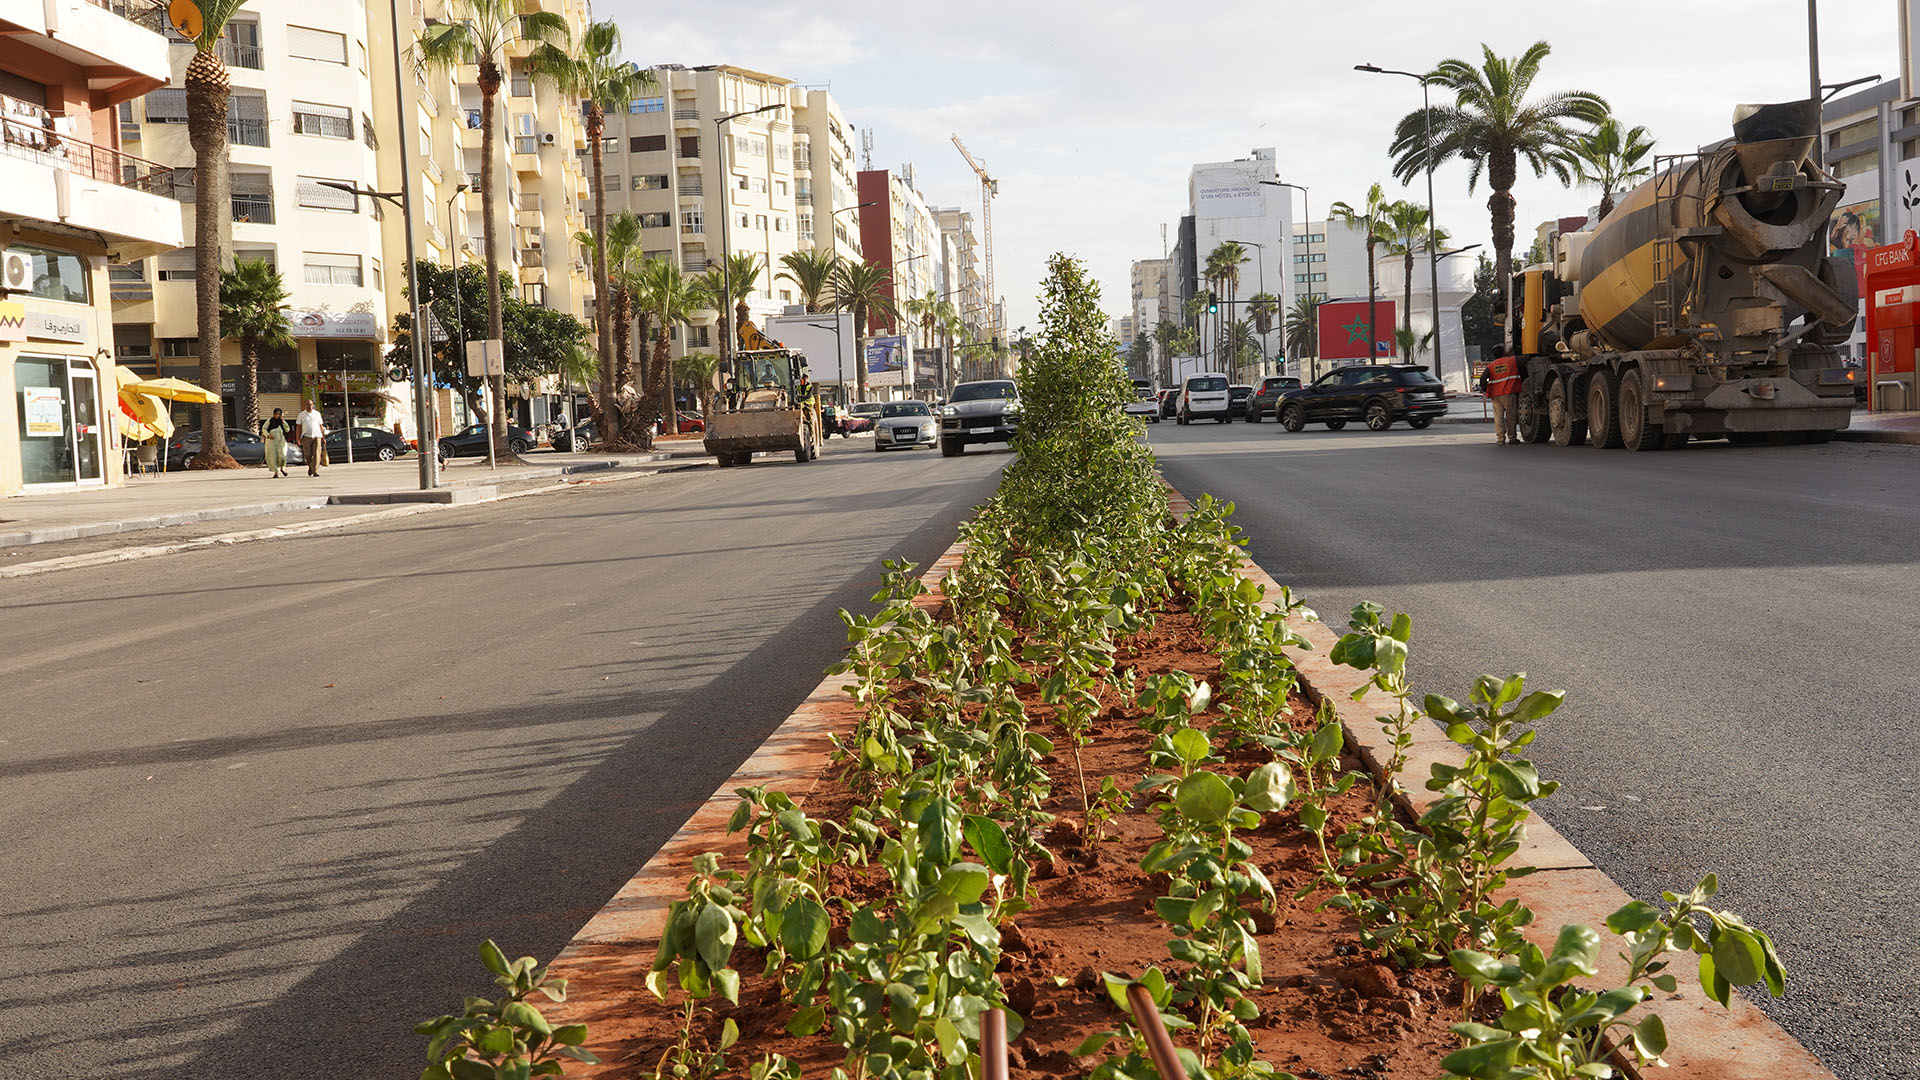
[1178,372,1232,424]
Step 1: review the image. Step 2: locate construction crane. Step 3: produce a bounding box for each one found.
[951,134,998,343]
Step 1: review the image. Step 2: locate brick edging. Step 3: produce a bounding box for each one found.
[542,493,1830,1080]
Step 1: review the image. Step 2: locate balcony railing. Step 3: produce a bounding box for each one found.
[0,109,172,192]
[520,248,543,267]
[679,181,702,196]
[220,40,264,70]
[673,108,699,121]
[230,193,273,223]
[227,117,268,147]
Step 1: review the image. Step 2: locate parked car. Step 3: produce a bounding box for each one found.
[1125,379,1161,422]
[438,422,533,460]
[666,411,706,433]
[1157,388,1181,420]
[1177,372,1233,424]
[552,420,593,452]
[1227,384,1255,419]
[939,379,1019,455]
[166,428,303,470]
[1276,364,1449,432]
[1246,375,1302,422]
[323,426,411,461]
[874,400,937,451]
[844,401,883,435]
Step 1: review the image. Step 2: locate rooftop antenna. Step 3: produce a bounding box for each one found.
[860,128,874,170]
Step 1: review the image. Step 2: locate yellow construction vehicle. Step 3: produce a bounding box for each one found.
[703,317,824,466]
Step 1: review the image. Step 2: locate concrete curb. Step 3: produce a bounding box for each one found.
[0,462,705,580]
[541,490,1831,1080]
[1834,427,1920,445]
[0,454,679,549]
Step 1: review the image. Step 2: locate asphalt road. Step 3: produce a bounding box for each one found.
[1151,418,1918,1080]
[0,437,1005,1079]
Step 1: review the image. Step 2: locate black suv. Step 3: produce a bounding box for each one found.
[1245,375,1301,422]
[1227,384,1254,419]
[939,379,1019,455]
[1276,365,1448,432]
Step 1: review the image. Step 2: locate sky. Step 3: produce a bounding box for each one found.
[600,0,1903,332]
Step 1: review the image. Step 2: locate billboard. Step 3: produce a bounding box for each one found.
[1191,166,1263,219]
[1316,298,1398,361]
[864,334,908,387]
[1830,199,1882,295]
[913,348,942,384]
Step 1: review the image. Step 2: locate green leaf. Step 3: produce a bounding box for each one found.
[1487,759,1541,801]
[787,1004,826,1037]
[1186,682,1213,715]
[644,969,671,1002]
[1634,1013,1668,1059]
[1697,952,1732,1007]
[849,905,887,944]
[935,1016,964,1064]
[1510,690,1564,722]
[919,797,960,867]
[726,798,753,834]
[1240,762,1295,813]
[781,897,830,960]
[502,1001,551,1035]
[552,1024,588,1047]
[1605,900,1663,935]
[938,864,993,906]
[962,815,1015,875]
[1710,927,1764,987]
[480,940,510,977]
[1439,1037,1521,1079]
[1449,949,1523,987]
[693,902,737,974]
[1175,771,1235,825]
[886,982,919,1032]
[1072,1032,1114,1057]
[714,967,740,1005]
[1308,720,1344,763]
[478,1025,515,1054]
[719,1017,739,1050]
[1170,727,1211,765]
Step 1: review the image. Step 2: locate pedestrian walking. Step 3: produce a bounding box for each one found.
[262,408,294,477]
[1484,355,1522,445]
[295,400,325,476]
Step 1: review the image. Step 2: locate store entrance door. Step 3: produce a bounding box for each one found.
[15,355,105,488]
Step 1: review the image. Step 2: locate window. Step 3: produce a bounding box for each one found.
[232,247,276,271]
[1292,252,1325,263]
[755,214,767,229]
[605,174,621,191]
[145,89,187,124]
[738,213,749,227]
[1292,232,1325,244]
[797,213,812,235]
[304,253,362,286]
[297,176,358,212]
[678,136,699,158]
[514,135,539,155]
[637,212,670,228]
[774,217,787,232]
[287,25,348,64]
[155,250,196,281]
[362,115,378,150]
[776,180,788,196]
[732,133,767,158]
[602,135,619,153]
[687,324,711,348]
[10,244,89,304]
[292,101,353,139]
[228,94,268,146]
[523,281,546,305]
[632,134,666,152]
[751,177,767,194]
[1828,117,1878,150]
[161,337,200,357]
[682,208,704,234]
[633,174,669,190]
[370,259,382,290]
[630,96,665,113]
[775,142,790,165]
[230,171,273,222]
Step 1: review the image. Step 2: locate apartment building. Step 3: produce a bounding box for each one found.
[855,164,942,332]
[935,206,986,338]
[1187,149,1294,337]
[0,0,180,496]
[1292,217,1368,304]
[1131,257,1168,371]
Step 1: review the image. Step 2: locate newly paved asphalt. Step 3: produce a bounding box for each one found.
[0,438,1005,1079]
[1151,419,1918,1080]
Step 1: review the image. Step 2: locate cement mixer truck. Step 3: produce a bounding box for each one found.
[1508,101,1861,449]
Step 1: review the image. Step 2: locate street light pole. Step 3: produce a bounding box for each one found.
[1261,180,1311,378]
[1357,64,1448,384]
[1231,240,1265,379]
[715,103,786,411]
[445,184,467,428]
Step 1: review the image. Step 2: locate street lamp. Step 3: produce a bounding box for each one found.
[801,318,847,401]
[444,184,468,428]
[1260,179,1311,348]
[1356,63,1448,385]
[1229,240,1266,379]
[318,180,426,473]
[715,102,786,408]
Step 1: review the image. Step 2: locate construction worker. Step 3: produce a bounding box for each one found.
[795,374,816,408]
[1484,355,1522,444]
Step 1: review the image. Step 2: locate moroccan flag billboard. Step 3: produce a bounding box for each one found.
[1316,299,1397,361]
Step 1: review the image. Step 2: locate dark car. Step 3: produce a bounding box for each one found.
[166,428,304,470]
[1276,364,1448,432]
[438,422,533,460]
[1157,388,1180,419]
[323,426,411,461]
[939,379,1019,455]
[1227,384,1255,419]
[552,420,594,452]
[1246,375,1302,422]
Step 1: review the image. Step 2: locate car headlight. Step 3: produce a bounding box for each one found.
[940,406,957,417]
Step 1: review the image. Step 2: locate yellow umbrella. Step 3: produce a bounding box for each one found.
[126,377,221,404]
[113,367,173,442]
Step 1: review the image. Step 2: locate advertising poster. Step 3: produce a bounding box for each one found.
[1831,199,1883,294]
[913,348,942,384]
[22,386,64,436]
[1191,167,1263,219]
[864,335,908,386]
[1315,298,1398,361]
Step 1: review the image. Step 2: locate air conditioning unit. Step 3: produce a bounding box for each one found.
[0,249,29,292]
[539,131,558,146]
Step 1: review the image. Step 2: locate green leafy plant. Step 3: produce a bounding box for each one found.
[648,854,748,1080]
[414,940,597,1080]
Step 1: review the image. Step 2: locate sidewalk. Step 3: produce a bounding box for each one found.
[0,442,710,548]
[1837,409,1920,445]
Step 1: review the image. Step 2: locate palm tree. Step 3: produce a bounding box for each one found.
[218,258,294,432]
[828,260,900,402]
[1205,242,1248,362]
[1153,318,1181,384]
[777,249,841,312]
[1378,201,1452,348]
[704,253,763,392]
[1284,295,1320,371]
[575,211,643,432]
[182,0,257,468]
[635,259,703,445]
[937,304,965,392]
[1329,183,1395,359]
[1388,41,1607,321]
[528,22,653,446]
[1247,292,1279,371]
[1571,118,1654,220]
[1225,319,1259,372]
[675,351,719,418]
[1394,325,1437,360]
[418,0,567,443]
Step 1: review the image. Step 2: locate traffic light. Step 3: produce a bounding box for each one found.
[1207,299,1219,315]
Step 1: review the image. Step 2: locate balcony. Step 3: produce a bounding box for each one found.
[0,112,181,256]
[227,117,268,147]
[1,0,170,103]
[673,108,699,128]
[219,39,263,70]
[512,150,542,176]
[519,248,544,267]
[424,157,443,184]
[516,208,541,229]
[679,180,703,197]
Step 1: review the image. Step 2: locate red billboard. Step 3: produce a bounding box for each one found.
[1316,298,1397,361]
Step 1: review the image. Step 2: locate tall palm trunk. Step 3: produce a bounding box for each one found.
[1365,239,1380,359]
[240,334,260,430]
[477,59,507,437]
[586,101,617,446]
[1490,150,1518,345]
[185,50,236,467]
[854,301,868,401]
[1403,246,1416,341]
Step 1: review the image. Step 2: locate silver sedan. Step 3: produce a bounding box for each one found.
[873,400,938,451]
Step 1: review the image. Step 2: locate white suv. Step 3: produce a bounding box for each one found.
[1177,373,1232,424]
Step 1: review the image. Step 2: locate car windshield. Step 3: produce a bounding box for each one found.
[1229,386,1251,397]
[850,403,883,415]
[1394,366,1442,386]
[1187,376,1228,392]
[951,381,1016,402]
[882,401,931,417]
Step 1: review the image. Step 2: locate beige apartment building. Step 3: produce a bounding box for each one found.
[0,0,180,497]
[109,0,592,443]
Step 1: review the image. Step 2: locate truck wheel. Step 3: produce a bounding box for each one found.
[1247,407,1262,423]
[1549,379,1587,447]
[1617,369,1662,451]
[1587,370,1623,448]
[1364,401,1393,431]
[1516,392,1550,443]
[1407,417,1433,429]
[1280,405,1305,432]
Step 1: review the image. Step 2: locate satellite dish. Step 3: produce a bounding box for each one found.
[168,0,203,40]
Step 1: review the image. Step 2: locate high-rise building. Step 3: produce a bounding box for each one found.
[856,164,941,329]
[1131,257,1169,377]
[0,0,181,496]
[1188,149,1293,379]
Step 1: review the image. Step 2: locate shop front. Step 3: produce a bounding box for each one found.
[12,351,105,488]
[1862,231,1920,412]
[1,277,119,497]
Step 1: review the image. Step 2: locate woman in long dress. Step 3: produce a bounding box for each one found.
[262,408,293,478]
